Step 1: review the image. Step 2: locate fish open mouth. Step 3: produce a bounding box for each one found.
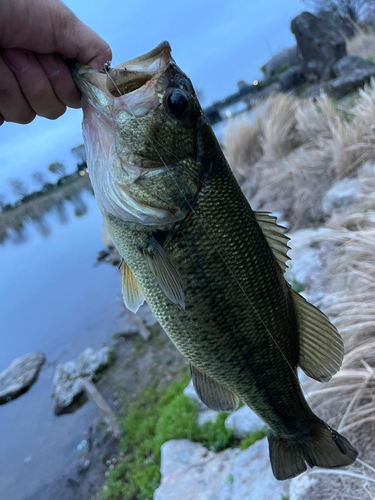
[104,41,172,97]
[70,41,172,100]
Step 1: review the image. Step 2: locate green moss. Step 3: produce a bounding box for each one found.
[290,278,306,294]
[226,473,234,485]
[101,372,193,500]
[239,427,268,450]
[200,413,234,452]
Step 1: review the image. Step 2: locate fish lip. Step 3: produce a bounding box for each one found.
[69,41,172,98]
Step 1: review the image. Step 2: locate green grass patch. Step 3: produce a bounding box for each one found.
[239,427,268,450]
[290,278,306,294]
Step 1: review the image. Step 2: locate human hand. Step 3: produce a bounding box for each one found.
[0,0,112,126]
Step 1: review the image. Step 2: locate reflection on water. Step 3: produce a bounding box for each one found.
[0,177,92,247]
[0,185,123,500]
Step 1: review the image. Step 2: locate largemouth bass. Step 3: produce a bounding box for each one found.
[70,42,357,480]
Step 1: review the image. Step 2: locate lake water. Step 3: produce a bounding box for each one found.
[0,188,124,500]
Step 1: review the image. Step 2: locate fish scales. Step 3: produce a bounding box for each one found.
[70,41,358,480]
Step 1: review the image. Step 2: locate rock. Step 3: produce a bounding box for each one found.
[218,438,290,500]
[328,68,375,97]
[197,410,218,426]
[183,380,208,411]
[224,406,264,439]
[77,458,91,474]
[51,346,112,415]
[0,353,45,404]
[278,65,305,91]
[289,472,318,500]
[285,227,337,301]
[333,55,375,78]
[291,12,346,82]
[322,178,362,215]
[301,82,327,99]
[154,440,239,500]
[262,46,299,78]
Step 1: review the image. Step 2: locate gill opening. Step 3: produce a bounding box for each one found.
[103,66,309,397]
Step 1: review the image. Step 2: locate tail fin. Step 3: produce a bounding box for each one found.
[268,420,358,480]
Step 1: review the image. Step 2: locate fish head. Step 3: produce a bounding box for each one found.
[70,41,205,227]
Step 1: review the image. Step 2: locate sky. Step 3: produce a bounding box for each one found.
[0,0,302,201]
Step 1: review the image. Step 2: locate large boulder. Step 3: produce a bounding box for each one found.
[154,439,291,500]
[224,406,265,439]
[154,440,239,500]
[218,438,290,500]
[278,65,306,91]
[262,46,299,78]
[322,177,362,215]
[51,346,112,415]
[0,353,45,404]
[291,11,346,82]
[328,55,375,97]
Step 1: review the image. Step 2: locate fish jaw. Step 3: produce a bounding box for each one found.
[70,42,191,226]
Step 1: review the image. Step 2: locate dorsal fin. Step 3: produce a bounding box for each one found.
[121,260,145,313]
[143,236,185,309]
[190,364,238,412]
[254,211,290,272]
[291,290,344,382]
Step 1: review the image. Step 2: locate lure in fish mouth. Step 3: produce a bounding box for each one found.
[70,42,358,481]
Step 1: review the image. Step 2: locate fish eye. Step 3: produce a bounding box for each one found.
[166,90,189,117]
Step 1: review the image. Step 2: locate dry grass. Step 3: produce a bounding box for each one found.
[298,220,375,499]
[225,86,375,497]
[347,30,375,61]
[225,82,375,229]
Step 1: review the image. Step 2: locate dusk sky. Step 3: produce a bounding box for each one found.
[0,0,302,200]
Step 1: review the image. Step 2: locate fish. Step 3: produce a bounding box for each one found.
[69,41,358,480]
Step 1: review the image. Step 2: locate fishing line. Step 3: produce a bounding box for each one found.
[101,66,316,399]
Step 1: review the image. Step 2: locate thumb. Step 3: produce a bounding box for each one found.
[52,5,112,69]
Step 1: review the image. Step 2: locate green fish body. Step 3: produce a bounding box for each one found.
[70,42,357,480]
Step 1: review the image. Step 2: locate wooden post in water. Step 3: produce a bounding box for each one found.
[81,378,123,439]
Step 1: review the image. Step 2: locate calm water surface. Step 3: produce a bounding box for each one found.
[0,189,123,500]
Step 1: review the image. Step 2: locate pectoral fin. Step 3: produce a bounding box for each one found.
[190,364,238,412]
[120,260,145,313]
[254,211,290,272]
[291,290,344,382]
[143,236,185,309]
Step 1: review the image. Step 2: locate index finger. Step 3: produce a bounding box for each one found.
[37,53,81,108]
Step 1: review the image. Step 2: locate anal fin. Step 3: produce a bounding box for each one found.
[190,364,238,412]
[121,260,145,313]
[291,290,344,382]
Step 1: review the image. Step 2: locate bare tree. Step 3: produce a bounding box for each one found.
[0,194,7,210]
[32,171,46,187]
[9,178,29,198]
[71,145,87,165]
[303,0,368,23]
[48,162,66,177]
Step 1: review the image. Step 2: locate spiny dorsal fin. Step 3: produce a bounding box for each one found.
[190,364,238,412]
[121,260,145,313]
[254,211,290,272]
[143,236,185,309]
[291,290,344,382]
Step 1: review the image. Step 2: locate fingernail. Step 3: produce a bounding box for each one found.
[3,49,31,73]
